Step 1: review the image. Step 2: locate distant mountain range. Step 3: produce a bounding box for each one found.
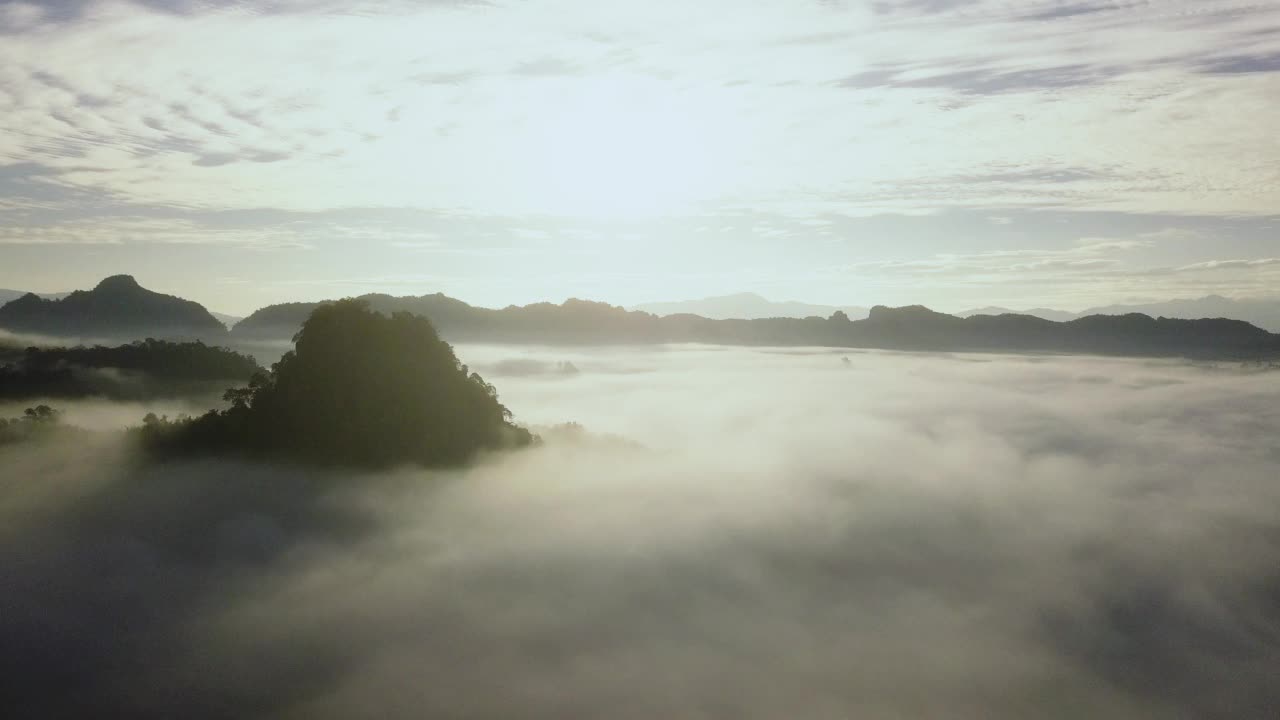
[234,291,1280,360]
[956,306,1080,323]
[633,292,869,320]
[0,289,70,305]
[208,311,243,329]
[959,295,1280,332]
[2,286,240,329]
[639,293,1280,333]
[0,275,227,340]
[3,277,1278,360]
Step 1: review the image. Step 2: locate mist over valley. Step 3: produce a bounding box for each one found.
[4,330,1280,717]
[6,0,1280,715]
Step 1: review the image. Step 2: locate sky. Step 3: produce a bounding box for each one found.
[1,0,1279,316]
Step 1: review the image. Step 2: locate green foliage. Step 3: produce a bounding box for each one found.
[139,300,534,467]
[0,405,67,446]
[0,338,261,400]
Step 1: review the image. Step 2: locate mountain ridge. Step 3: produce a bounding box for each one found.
[233,291,1280,360]
[0,275,228,340]
[5,276,1277,360]
[959,295,1280,332]
[633,292,869,320]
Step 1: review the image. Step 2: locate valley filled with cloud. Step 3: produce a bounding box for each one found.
[5,345,1278,718]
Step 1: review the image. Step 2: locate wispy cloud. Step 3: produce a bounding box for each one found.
[1,0,1279,311]
[0,216,315,248]
[1175,257,1280,272]
[1,0,1277,219]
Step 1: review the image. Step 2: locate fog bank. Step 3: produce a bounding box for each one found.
[3,347,1279,718]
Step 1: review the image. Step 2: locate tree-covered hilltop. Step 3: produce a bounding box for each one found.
[0,275,227,340]
[0,339,262,400]
[139,300,534,468]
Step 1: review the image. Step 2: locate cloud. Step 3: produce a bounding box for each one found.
[1174,257,1280,272]
[3,347,1280,717]
[2,0,1280,312]
[510,56,581,77]
[840,63,1124,93]
[0,2,44,31]
[832,226,1280,309]
[849,235,1153,277]
[1,0,1278,223]
[192,152,239,168]
[1019,2,1114,22]
[388,239,443,249]
[1073,237,1154,252]
[0,216,314,247]
[1199,52,1280,74]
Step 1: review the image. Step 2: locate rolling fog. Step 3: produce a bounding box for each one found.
[4,346,1280,718]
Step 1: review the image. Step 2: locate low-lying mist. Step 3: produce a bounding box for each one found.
[3,346,1279,718]
[0,394,229,430]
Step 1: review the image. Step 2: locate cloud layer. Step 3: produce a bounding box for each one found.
[3,345,1280,718]
[4,0,1280,217]
[1,0,1279,313]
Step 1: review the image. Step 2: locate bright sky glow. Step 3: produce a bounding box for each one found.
[0,0,1278,314]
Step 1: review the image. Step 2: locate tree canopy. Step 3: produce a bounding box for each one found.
[140,299,533,467]
[0,339,261,400]
[0,405,71,446]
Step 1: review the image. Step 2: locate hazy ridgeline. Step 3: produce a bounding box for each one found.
[4,346,1280,718]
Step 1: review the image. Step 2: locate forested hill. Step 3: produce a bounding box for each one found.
[0,275,227,340]
[232,293,1280,360]
[0,338,262,401]
[141,300,532,467]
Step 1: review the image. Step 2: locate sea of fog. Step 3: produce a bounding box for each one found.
[3,345,1279,718]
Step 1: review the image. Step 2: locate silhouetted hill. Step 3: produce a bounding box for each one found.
[234,293,1280,360]
[634,292,869,320]
[231,301,325,339]
[1082,295,1280,333]
[960,295,1280,332]
[870,307,1276,357]
[0,338,262,401]
[0,289,70,306]
[0,275,227,340]
[142,300,533,467]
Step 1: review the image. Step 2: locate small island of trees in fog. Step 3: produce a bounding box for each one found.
[137,300,534,468]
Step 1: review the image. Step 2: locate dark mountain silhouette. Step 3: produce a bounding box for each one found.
[863,306,1278,357]
[0,275,227,340]
[1081,295,1280,333]
[634,292,869,320]
[960,295,1280,332]
[231,300,327,339]
[234,293,1280,360]
[141,299,533,467]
